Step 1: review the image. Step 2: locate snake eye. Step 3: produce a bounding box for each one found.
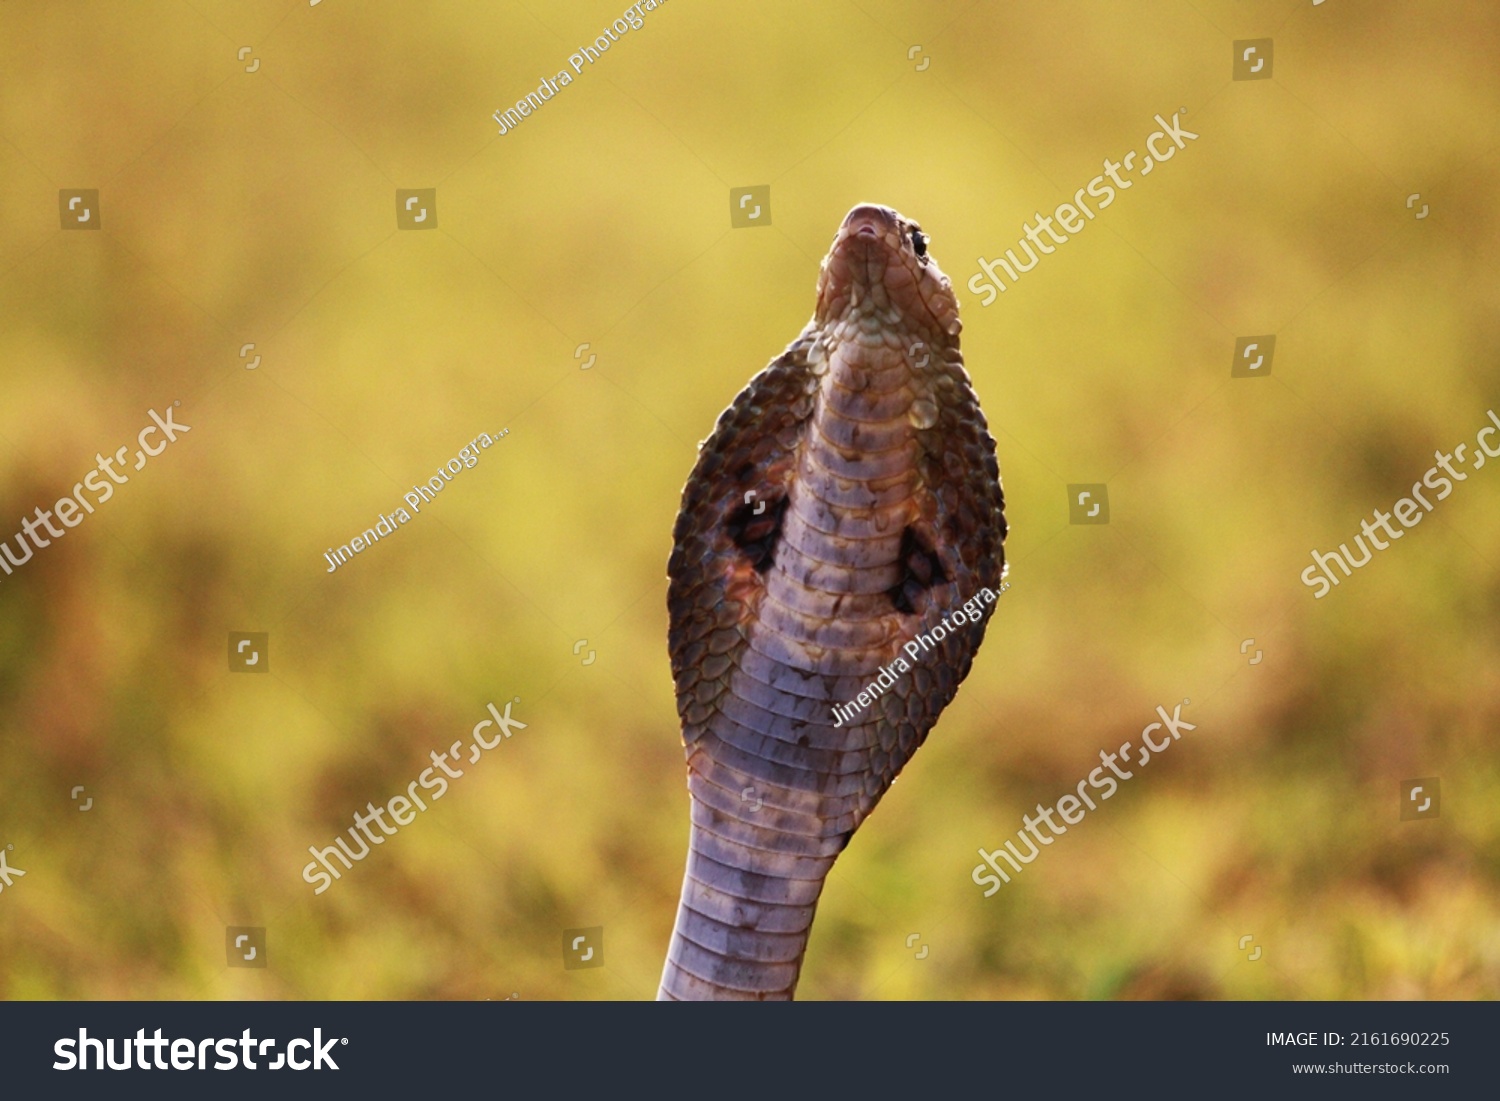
[910,227,927,258]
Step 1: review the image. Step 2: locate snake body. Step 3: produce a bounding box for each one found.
[659,204,1007,1000]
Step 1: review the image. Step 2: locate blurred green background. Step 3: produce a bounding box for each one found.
[1,0,1497,1000]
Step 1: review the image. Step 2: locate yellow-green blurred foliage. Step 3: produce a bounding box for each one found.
[2,0,1498,1000]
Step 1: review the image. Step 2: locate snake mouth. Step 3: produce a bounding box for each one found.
[843,204,894,240]
[836,204,901,257]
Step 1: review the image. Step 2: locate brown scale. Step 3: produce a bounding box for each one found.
[659,204,1007,1000]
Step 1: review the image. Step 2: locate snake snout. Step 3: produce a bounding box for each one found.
[842,204,897,239]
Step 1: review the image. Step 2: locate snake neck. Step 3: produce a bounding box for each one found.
[659,333,935,1001]
[663,206,1005,1002]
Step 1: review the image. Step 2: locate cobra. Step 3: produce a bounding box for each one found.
[659,204,1008,1000]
